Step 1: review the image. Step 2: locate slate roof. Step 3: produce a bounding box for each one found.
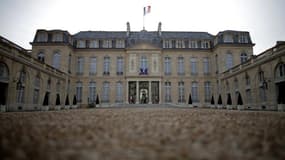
[73,31,127,39]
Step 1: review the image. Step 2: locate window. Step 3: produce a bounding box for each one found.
[0,63,8,81]
[258,70,265,82]
[52,52,61,69]
[190,57,197,75]
[116,40,125,48]
[275,63,285,79]
[76,82,83,102]
[259,87,266,102]
[89,81,96,103]
[234,78,238,90]
[240,52,248,63]
[178,81,185,103]
[77,57,84,75]
[53,33,62,42]
[163,40,171,48]
[89,40,98,48]
[178,57,184,75]
[103,56,110,75]
[16,71,26,103]
[245,74,250,86]
[204,82,211,102]
[201,41,209,49]
[102,82,110,102]
[140,55,148,75]
[226,52,233,70]
[56,81,60,93]
[164,81,171,102]
[117,56,124,75]
[89,57,97,75]
[239,34,248,43]
[37,32,47,42]
[47,78,51,90]
[246,89,252,104]
[77,40,85,48]
[203,57,210,75]
[116,82,123,102]
[37,52,45,62]
[224,34,233,43]
[176,40,185,48]
[33,75,40,104]
[103,40,112,48]
[164,57,171,75]
[189,41,197,48]
[192,82,199,102]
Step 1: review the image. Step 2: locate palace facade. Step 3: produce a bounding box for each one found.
[0,22,284,111]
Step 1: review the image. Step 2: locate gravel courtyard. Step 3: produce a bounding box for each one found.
[0,107,285,160]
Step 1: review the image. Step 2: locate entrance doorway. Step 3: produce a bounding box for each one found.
[276,82,285,104]
[0,82,8,105]
[128,81,160,104]
[139,81,149,104]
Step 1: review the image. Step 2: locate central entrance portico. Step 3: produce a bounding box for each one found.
[127,80,161,104]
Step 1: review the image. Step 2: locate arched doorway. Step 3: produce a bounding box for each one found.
[0,63,9,106]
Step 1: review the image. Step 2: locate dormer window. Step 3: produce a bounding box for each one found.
[103,40,112,48]
[116,40,125,48]
[77,40,86,48]
[239,34,248,43]
[53,33,62,42]
[201,41,209,49]
[37,32,47,42]
[189,41,198,48]
[89,40,98,48]
[163,40,172,48]
[176,40,185,48]
[224,34,233,43]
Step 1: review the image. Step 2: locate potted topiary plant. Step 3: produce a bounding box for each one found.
[226,93,233,110]
[65,94,70,109]
[210,95,215,108]
[72,95,78,109]
[188,93,193,107]
[277,92,285,112]
[95,94,100,107]
[217,94,223,109]
[55,94,61,110]
[42,92,50,111]
[237,93,244,110]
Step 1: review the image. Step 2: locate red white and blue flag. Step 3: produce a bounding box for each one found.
[144,6,151,16]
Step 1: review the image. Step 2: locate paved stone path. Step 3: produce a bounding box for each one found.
[0,108,285,160]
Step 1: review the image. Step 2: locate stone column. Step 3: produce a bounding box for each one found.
[136,81,139,104]
[149,81,152,104]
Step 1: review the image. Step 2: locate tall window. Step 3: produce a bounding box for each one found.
[240,52,248,63]
[234,78,239,90]
[164,57,171,75]
[89,57,97,75]
[164,82,171,102]
[89,81,96,103]
[258,70,265,82]
[33,75,40,104]
[102,82,110,102]
[226,52,233,70]
[77,57,84,75]
[117,56,124,75]
[164,81,171,102]
[192,81,199,102]
[116,82,123,102]
[245,74,250,87]
[140,55,148,74]
[37,52,45,62]
[275,63,285,79]
[203,57,210,75]
[47,78,51,90]
[52,52,61,69]
[103,56,110,75]
[76,82,83,102]
[190,57,197,75]
[56,81,60,93]
[178,81,185,103]
[178,57,184,75]
[204,82,211,102]
[16,71,26,103]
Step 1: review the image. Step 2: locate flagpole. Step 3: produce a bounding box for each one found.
[143,7,145,30]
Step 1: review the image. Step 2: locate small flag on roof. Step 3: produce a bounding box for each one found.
[144,6,151,16]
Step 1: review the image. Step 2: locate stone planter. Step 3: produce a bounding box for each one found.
[217,105,223,109]
[188,104,193,108]
[210,105,216,109]
[237,105,245,110]
[41,106,49,111]
[0,105,7,112]
[71,105,78,109]
[226,105,233,110]
[55,105,61,110]
[277,104,284,111]
[64,105,70,109]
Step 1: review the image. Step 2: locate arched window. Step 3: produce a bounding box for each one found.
[226,51,233,70]
[275,63,285,80]
[37,52,45,62]
[52,52,61,69]
[240,52,248,63]
[0,63,9,81]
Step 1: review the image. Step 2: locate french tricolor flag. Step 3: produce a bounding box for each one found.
[144,6,151,16]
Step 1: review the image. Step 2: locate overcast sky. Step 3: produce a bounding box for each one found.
[0,0,284,54]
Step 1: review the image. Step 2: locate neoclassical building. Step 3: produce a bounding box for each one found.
[0,22,284,111]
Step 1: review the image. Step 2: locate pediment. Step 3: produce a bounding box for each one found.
[128,42,161,50]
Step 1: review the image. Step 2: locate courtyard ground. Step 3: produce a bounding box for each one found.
[0,107,285,160]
